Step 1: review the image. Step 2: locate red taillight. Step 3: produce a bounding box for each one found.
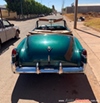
[12,49,17,56]
[82,50,87,57]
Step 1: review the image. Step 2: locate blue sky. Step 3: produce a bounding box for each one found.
[0,0,100,11]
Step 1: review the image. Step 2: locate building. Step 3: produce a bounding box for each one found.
[0,5,17,19]
[65,4,100,13]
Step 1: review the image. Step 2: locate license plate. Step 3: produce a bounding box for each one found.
[44,68,54,70]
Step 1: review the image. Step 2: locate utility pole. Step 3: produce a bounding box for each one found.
[21,0,23,19]
[41,0,42,14]
[61,0,64,14]
[48,1,51,7]
[74,0,78,29]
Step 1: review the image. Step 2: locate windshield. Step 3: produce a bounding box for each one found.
[38,20,65,27]
[35,18,67,30]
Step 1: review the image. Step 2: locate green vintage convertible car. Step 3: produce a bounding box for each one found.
[11,18,87,74]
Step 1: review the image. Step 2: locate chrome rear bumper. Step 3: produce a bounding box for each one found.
[11,63,84,74]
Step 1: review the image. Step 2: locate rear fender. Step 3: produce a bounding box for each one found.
[12,38,26,63]
[74,37,87,64]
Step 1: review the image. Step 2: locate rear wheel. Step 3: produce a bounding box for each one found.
[0,40,1,50]
[15,30,20,39]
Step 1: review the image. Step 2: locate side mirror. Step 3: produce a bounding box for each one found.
[10,24,14,26]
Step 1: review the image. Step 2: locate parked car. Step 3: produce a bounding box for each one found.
[11,18,87,74]
[0,18,20,49]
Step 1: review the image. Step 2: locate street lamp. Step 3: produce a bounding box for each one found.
[48,1,51,7]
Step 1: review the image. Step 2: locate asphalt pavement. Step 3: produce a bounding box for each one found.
[0,14,100,103]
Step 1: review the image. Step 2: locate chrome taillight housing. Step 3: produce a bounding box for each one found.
[81,49,87,63]
[12,48,18,63]
[12,48,17,57]
[82,49,87,58]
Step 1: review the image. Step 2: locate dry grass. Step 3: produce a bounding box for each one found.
[84,18,100,32]
[64,12,100,32]
[64,13,85,21]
